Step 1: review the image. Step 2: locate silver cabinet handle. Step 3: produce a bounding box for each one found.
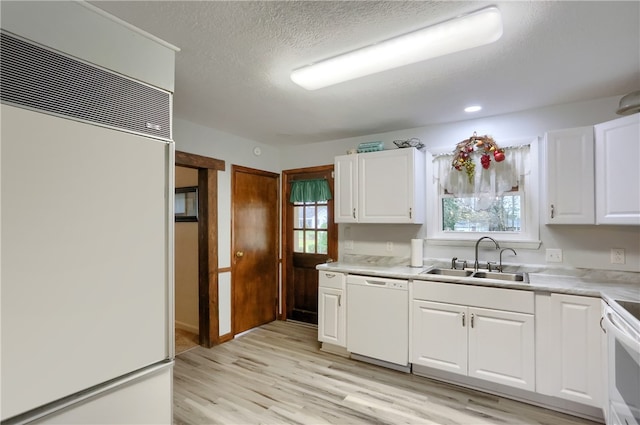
[409,207,412,219]
[471,313,475,328]
[551,204,555,219]
[352,208,356,219]
[600,316,606,334]
[325,273,336,279]
[338,294,342,307]
[462,312,465,327]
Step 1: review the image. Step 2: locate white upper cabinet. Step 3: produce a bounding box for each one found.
[334,148,425,224]
[543,127,595,224]
[595,114,640,225]
[334,155,359,223]
[543,114,640,226]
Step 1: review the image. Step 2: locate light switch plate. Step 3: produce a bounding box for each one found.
[546,248,563,263]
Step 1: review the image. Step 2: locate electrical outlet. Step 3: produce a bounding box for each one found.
[386,241,394,252]
[345,240,354,250]
[546,248,563,263]
[611,248,625,264]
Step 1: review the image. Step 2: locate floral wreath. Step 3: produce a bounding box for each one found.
[451,132,505,183]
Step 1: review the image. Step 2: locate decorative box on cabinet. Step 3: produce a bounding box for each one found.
[334,148,425,224]
[595,114,640,225]
[543,126,595,224]
[411,282,535,391]
[318,271,346,349]
[535,293,602,408]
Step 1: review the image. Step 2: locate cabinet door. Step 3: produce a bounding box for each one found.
[358,149,423,223]
[334,155,358,223]
[468,307,535,391]
[411,300,467,375]
[547,294,603,407]
[595,114,640,225]
[544,127,594,224]
[318,287,345,347]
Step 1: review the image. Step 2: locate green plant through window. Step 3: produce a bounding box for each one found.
[442,190,522,232]
[293,201,328,254]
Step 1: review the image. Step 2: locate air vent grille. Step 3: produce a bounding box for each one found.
[0,32,171,139]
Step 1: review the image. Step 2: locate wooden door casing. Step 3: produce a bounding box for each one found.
[282,165,338,324]
[175,151,225,348]
[231,165,280,335]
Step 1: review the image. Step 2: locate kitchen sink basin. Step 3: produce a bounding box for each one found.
[423,268,473,277]
[472,271,529,283]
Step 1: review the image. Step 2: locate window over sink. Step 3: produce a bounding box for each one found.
[427,139,540,248]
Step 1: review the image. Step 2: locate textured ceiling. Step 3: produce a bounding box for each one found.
[90,1,640,147]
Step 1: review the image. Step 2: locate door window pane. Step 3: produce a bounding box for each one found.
[317,205,328,229]
[305,230,316,253]
[293,205,304,228]
[317,231,328,254]
[291,198,330,254]
[293,230,304,253]
[304,205,316,228]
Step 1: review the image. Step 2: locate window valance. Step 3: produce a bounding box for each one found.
[289,178,332,203]
[433,144,531,197]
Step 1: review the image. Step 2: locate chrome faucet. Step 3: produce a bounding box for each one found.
[474,236,500,271]
[499,248,517,272]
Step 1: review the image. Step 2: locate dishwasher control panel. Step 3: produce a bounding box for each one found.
[347,275,408,290]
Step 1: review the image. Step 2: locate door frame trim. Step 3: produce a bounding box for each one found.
[175,151,225,348]
[281,164,338,321]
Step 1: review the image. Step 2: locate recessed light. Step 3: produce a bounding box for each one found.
[464,105,482,113]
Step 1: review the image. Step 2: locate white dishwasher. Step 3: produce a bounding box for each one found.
[346,274,409,370]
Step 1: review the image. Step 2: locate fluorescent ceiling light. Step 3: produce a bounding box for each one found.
[291,6,503,90]
[465,105,482,113]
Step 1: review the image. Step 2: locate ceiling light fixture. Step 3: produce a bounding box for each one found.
[465,105,482,113]
[290,6,503,90]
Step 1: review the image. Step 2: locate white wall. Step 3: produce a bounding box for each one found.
[173,118,281,335]
[174,167,199,333]
[281,95,640,272]
[174,95,638,312]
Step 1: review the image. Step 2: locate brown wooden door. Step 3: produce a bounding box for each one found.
[231,165,279,335]
[282,166,338,324]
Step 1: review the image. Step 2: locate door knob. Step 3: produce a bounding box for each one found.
[236,251,244,257]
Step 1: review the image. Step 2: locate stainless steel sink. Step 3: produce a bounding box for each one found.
[423,268,473,277]
[472,271,529,283]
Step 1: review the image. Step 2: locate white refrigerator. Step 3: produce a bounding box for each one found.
[1,101,174,423]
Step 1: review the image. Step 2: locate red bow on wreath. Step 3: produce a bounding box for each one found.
[452,132,505,183]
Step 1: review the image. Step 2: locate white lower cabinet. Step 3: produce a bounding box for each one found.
[412,300,468,375]
[318,271,346,347]
[536,293,602,408]
[411,282,535,391]
[467,307,535,389]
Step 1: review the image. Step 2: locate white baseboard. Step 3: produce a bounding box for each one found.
[175,320,198,334]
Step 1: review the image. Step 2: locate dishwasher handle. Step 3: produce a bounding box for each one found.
[365,280,388,286]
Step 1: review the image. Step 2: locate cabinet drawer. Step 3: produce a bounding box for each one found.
[412,281,534,314]
[318,271,346,290]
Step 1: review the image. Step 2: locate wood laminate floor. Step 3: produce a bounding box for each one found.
[173,320,600,425]
[176,328,199,355]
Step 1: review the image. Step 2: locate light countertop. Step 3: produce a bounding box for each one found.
[317,255,640,304]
